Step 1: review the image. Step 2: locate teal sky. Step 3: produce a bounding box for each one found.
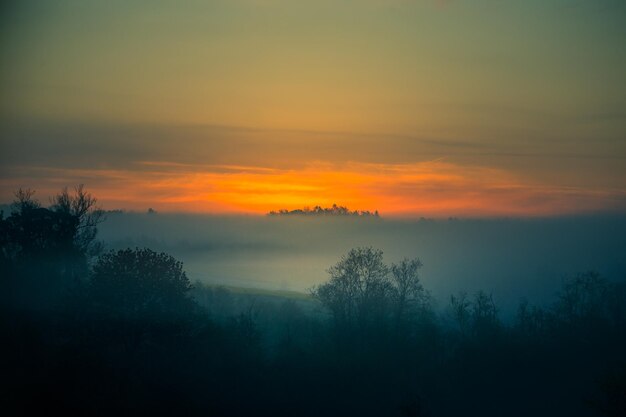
[1,0,625,215]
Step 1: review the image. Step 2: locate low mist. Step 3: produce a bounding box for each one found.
[99,213,626,316]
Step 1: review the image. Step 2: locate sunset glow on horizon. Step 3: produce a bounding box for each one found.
[1,1,625,217]
[3,3,626,413]
[3,159,623,218]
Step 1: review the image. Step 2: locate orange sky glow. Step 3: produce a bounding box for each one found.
[1,2,625,218]
[4,160,623,217]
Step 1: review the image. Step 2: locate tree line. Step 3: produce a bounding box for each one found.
[268,204,379,217]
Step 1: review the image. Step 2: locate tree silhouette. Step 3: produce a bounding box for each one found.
[90,248,194,319]
[1,187,99,309]
[449,290,500,339]
[312,247,391,330]
[449,291,472,337]
[50,185,104,256]
[312,247,429,341]
[555,271,609,325]
[390,258,427,328]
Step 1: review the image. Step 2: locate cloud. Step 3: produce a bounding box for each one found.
[2,159,624,217]
[1,120,624,216]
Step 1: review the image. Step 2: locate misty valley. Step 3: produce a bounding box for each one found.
[2,188,625,417]
[3,1,626,416]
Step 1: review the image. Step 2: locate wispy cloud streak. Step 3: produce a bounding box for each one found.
[2,161,624,217]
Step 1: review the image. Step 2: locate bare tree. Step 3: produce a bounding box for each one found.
[450,291,471,336]
[555,271,608,324]
[312,247,391,329]
[515,299,549,336]
[11,188,40,212]
[472,291,499,337]
[449,291,499,339]
[390,258,427,327]
[50,185,104,256]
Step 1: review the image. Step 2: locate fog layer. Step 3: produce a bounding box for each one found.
[98,214,626,316]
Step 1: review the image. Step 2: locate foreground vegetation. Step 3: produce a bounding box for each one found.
[1,188,625,416]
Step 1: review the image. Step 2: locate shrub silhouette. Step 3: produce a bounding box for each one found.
[90,248,194,319]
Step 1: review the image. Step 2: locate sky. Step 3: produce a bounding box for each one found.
[1,0,625,216]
